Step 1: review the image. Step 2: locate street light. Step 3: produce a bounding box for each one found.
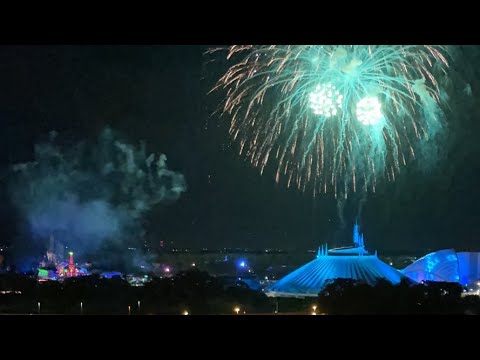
[183,310,189,315]
[234,306,240,315]
[37,302,41,314]
[80,301,83,315]
[312,305,317,312]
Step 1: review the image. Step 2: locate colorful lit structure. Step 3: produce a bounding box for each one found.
[265,224,410,298]
[66,252,78,277]
[38,251,87,281]
[402,249,480,287]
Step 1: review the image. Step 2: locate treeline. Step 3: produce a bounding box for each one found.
[0,271,479,314]
[317,278,480,315]
[0,269,273,315]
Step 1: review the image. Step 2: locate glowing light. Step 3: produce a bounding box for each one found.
[211,45,450,196]
[239,261,246,268]
[191,263,196,267]
[309,83,342,117]
[183,310,189,315]
[234,307,240,315]
[356,96,383,125]
[312,305,317,312]
[69,252,73,256]
[165,267,170,273]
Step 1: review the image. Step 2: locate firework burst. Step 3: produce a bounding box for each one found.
[211,45,450,197]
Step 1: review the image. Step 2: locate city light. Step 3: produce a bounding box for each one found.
[234,306,240,315]
[312,305,317,312]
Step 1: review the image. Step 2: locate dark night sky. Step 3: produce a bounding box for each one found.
[0,45,479,254]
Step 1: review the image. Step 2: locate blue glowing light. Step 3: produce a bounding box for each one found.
[266,255,408,297]
[402,249,460,283]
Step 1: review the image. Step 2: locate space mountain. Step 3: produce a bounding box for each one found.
[265,224,410,298]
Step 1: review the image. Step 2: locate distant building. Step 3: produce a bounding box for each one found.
[401,249,480,287]
[265,224,410,298]
[38,251,88,281]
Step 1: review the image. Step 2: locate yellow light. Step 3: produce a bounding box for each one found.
[183,310,189,315]
[311,312,317,315]
[312,305,317,311]
[234,307,240,315]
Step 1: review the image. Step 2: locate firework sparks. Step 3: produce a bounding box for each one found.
[211,45,450,197]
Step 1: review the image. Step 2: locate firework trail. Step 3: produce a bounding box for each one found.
[211,45,451,198]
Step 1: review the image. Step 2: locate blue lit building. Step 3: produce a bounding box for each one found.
[401,249,480,286]
[265,224,410,298]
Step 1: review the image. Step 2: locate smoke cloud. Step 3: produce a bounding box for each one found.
[8,128,186,267]
[356,192,367,224]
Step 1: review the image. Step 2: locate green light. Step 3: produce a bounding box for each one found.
[309,83,342,117]
[356,96,384,126]
[38,269,49,276]
[69,252,73,256]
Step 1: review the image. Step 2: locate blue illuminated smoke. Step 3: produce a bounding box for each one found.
[8,128,187,264]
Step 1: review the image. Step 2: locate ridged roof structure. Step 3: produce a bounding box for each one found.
[265,224,409,298]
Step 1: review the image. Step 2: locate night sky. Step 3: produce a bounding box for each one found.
[0,45,479,254]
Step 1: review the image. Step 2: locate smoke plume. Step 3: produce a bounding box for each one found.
[8,128,186,267]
